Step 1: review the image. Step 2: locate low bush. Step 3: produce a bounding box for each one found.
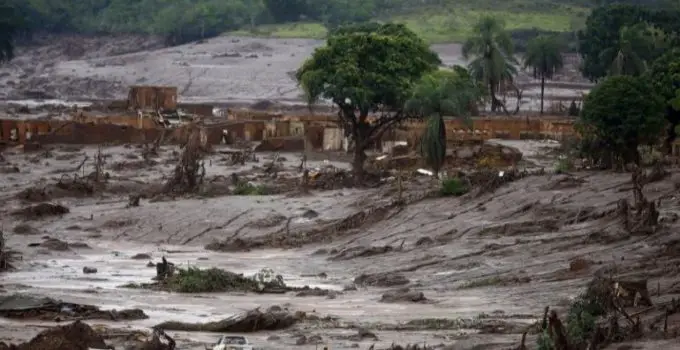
[440,177,469,196]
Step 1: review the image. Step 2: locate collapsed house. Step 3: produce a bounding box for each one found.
[0,85,577,153]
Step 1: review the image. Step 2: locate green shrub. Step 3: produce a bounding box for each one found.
[440,177,468,196]
[536,329,554,350]
[233,182,270,195]
[554,157,574,173]
[166,267,259,293]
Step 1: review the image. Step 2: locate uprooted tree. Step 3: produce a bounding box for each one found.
[295,22,441,181]
[577,75,665,168]
[162,124,208,194]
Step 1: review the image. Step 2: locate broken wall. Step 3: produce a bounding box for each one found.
[323,128,344,151]
[34,123,162,144]
[178,103,214,116]
[127,86,178,111]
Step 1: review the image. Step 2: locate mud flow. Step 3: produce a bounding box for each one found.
[0,132,679,350]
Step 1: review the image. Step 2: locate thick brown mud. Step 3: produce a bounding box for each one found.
[1,141,680,349]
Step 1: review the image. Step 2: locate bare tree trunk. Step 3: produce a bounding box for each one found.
[353,146,366,184]
[540,75,545,115]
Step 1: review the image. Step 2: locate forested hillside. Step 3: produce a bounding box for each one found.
[2,0,675,47]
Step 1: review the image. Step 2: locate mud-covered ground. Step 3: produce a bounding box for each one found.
[0,34,591,111]
[1,140,680,349]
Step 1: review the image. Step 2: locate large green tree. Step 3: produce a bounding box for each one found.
[578,4,680,81]
[296,23,440,180]
[599,23,653,76]
[523,35,564,115]
[405,68,482,176]
[462,16,518,114]
[579,75,665,165]
[645,49,680,153]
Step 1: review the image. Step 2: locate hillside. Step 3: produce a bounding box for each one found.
[8,0,672,46]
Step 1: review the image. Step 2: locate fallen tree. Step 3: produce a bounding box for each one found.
[155,306,302,332]
[0,294,148,322]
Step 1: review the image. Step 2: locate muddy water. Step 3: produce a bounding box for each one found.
[1,242,520,349]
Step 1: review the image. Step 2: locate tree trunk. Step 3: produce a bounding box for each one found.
[352,146,367,183]
[489,82,497,112]
[540,75,545,115]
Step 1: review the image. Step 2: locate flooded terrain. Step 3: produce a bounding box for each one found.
[1,139,680,349]
[0,34,590,111]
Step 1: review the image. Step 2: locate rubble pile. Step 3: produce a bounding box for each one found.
[0,320,108,350]
[0,321,176,350]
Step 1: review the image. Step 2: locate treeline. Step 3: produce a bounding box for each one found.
[8,0,432,45]
[5,0,677,46]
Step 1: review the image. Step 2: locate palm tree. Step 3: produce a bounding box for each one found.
[523,35,564,115]
[0,3,20,63]
[600,23,652,77]
[462,16,518,113]
[405,69,481,176]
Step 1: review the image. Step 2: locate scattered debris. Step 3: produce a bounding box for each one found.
[354,272,410,287]
[0,320,109,350]
[0,294,148,321]
[380,288,428,303]
[11,203,69,219]
[155,306,301,332]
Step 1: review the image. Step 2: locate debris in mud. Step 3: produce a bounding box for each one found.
[0,320,109,350]
[459,275,531,289]
[15,187,51,202]
[0,231,15,271]
[11,203,69,219]
[155,305,301,332]
[126,266,291,294]
[204,237,254,252]
[0,294,148,321]
[38,238,70,251]
[161,125,207,194]
[12,223,39,235]
[380,288,428,303]
[295,287,340,298]
[616,166,661,235]
[521,274,677,350]
[354,272,410,287]
[131,253,152,260]
[330,245,394,260]
[82,266,98,274]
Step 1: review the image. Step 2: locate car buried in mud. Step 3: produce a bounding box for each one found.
[206,335,253,350]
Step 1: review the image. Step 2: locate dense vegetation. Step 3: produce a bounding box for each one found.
[0,0,674,47]
[287,2,680,177]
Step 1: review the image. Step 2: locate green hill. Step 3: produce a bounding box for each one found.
[6,0,673,46]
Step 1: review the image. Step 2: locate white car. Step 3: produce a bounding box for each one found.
[209,335,254,350]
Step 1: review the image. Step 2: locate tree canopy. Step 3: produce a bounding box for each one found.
[645,49,680,151]
[296,23,440,178]
[579,75,665,164]
[463,16,518,113]
[578,4,680,81]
